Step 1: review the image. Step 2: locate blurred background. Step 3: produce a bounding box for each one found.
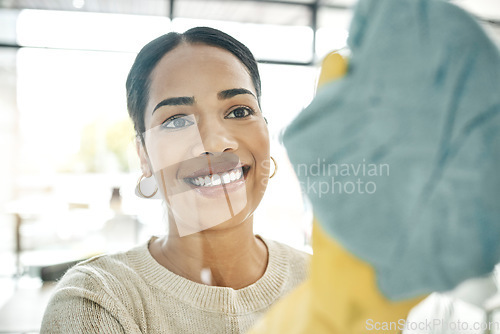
[0,0,499,332]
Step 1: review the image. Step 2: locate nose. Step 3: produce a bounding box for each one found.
[191,120,238,156]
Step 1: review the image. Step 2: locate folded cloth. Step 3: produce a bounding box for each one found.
[284,0,500,301]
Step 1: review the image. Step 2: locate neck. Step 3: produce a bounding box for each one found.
[149,215,268,289]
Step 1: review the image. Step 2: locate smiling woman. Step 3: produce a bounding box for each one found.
[40,27,310,334]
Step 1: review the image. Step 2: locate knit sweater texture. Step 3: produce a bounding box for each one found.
[40,237,309,333]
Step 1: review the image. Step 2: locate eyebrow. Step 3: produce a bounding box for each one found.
[152,88,256,114]
[153,96,194,113]
[218,88,256,100]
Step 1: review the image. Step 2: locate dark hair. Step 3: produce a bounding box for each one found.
[126,26,261,139]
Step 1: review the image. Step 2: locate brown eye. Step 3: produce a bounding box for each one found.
[226,107,254,119]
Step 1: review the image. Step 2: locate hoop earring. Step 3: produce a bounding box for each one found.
[269,156,277,179]
[137,174,158,198]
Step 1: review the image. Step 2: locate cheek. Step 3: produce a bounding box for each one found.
[253,122,270,158]
[146,139,183,174]
[145,129,201,173]
[247,122,270,183]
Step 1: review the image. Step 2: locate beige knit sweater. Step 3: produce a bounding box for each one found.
[40,237,309,333]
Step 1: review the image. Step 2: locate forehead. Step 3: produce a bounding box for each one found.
[148,43,255,100]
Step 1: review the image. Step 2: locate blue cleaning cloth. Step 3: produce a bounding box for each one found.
[283,0,500,300]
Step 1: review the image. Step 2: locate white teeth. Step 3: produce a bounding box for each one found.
[187,167,245,187]
[211,174,221,186]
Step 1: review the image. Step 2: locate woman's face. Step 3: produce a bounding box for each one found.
[138,43,270,236]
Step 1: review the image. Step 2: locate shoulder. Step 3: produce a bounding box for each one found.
[41,245,151,333]
[44,243,152,313]
[59,244,143,289]
[46,244,145,309]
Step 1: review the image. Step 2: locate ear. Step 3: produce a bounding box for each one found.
[136,136,152,177]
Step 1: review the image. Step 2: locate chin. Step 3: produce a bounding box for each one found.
[167,188,252,237]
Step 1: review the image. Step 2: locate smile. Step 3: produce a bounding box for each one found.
[184,166,246,187]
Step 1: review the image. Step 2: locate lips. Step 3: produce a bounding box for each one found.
[175,152,250,196]
[181,159,242,179]
[184,165,249,187]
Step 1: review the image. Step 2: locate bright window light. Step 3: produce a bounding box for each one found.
[16,9,171,52]
[16,47,136,173]
[14,10,314,63]
[0,9,18,44]
[173,18,314,63]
